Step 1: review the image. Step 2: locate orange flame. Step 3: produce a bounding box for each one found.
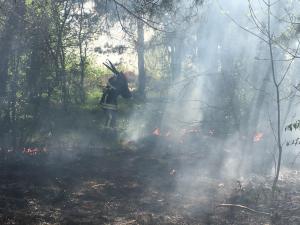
[153,128,161,136]
[22,147,47,156]
[253,132,264,142]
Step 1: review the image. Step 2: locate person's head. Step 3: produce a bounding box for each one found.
[103,60,131,98]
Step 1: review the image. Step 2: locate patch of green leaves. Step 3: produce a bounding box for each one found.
[285,120,300,132]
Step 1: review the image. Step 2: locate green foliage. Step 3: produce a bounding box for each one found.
[145,44,171,80]
[286,138,300,147]
[85,60,109,89]
[285,121,300,147]
[285,120,300,132]
[25,0,33,5]
[0,0,214,149]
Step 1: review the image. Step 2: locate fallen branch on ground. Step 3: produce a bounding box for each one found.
[119,220,136,225]
[217,204,271,216]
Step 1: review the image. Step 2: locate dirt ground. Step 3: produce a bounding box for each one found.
[0,135,300,225]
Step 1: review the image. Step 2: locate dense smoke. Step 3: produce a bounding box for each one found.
[124,0,300,183]
[1,1,300,224]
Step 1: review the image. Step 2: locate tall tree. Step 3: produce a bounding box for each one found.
[137,20,145,97]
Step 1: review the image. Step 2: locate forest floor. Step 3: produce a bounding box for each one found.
[0,132,300,225]
[0,102,300,225]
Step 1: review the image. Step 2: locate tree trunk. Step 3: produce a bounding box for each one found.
[0,5,17,97]
[0,0,25,147]
[10,55,20,150]
[137,20,145,98]
[266,1,282,195]
[0,38,10,97]
[170,31,184,80]
[79,0,86,103]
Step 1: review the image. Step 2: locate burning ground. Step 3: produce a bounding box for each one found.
[1,1,300,224]
[1,129,300,225]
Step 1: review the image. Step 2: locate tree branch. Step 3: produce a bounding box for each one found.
[217,204,271,216]
[217,1,268,44]
[112,0,172,33]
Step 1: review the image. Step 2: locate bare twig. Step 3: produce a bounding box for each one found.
[254,57,295,62]
[217,204,271,216]
[271,146,277,175]
[217,1,268,44]
[114,2,135,38]
[278,32,300,86]
[294,85,300,92]
[119,220,136,225]
[248,0,267,36]
[267,109,278,144]
[243,77,273,99]
[112,0,171,33]
[220,0,300,58]
[280,91,295,102]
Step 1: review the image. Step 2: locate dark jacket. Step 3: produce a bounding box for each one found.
[100,74,131,110]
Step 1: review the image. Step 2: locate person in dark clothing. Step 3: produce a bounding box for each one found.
[100,60,131,128]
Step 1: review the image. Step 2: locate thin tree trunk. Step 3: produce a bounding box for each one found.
[10,55,20,150]
[1,0,25,147]
[79,0,87,103]
[0,40,10,97]
[170,31,183,80]
[60,47,68,107]
[137,20,145,98]
[266,0,282,195]
[0,5,17,97]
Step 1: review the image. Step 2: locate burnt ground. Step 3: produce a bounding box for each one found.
[0,135,300,225]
